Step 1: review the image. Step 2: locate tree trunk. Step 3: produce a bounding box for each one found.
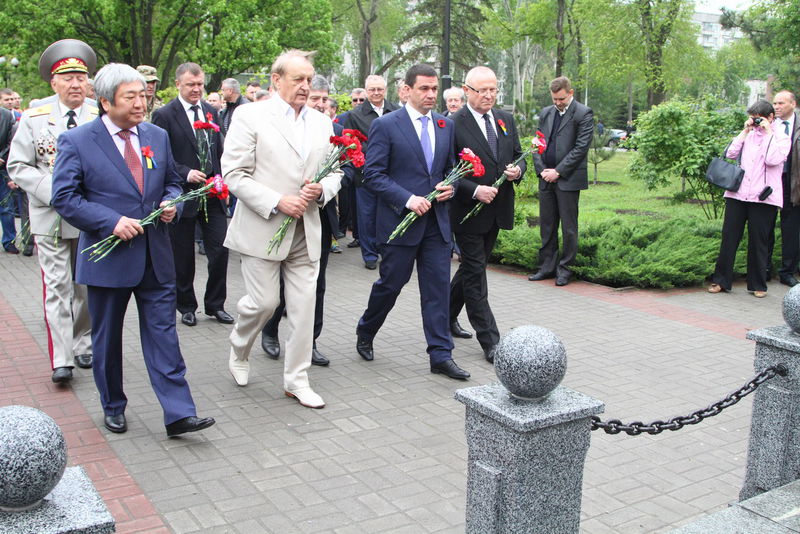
[555,0,566,76]
[627,77,634,122]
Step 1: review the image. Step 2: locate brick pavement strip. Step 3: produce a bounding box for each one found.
[0,242,791,533]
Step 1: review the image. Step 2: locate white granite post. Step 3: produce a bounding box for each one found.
[454,326,604,534]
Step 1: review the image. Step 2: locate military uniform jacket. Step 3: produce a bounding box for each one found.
[7,100,98,238]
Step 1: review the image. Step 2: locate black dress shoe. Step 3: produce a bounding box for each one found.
[780,275,799,287]
[104,413,127,433]
[555,274,570,287]
[347,239,360,248]
[181,312,197,326]
[450,320,473,339]
[312,343,330,366]
[261,334,280,359]
[483,345,496,363]
[528,271,554,281]
[356,335,374,361]
[431,359,470,380]
[22,245,33,256]
[365,260,377,270]
[74,354,93,369]
[51,367,73,383]
[209,310,235,324]
[4,243,19,254]
[166,416,216,437]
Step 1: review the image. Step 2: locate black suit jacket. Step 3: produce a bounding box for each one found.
[343,99,400,186]
[0,108,14,170]
[450,107,526,233]
[533,100,593,191]
[152,98,224,218]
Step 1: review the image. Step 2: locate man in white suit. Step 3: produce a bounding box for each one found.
[8,39,97,384]
[222,50,342,409]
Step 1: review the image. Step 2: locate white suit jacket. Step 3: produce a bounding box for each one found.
[221,98,342,261]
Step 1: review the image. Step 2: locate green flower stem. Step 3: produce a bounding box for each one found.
[459,150,533,224]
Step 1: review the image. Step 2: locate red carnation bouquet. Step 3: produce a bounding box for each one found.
[82,174,228,262]
[388,148,484,242]
[266,129,367,254]
[459,131,546,224]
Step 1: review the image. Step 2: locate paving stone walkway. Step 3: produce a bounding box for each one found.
[0,234,790,533]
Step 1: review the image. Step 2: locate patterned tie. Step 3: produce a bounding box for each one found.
[483,113,498,160]
[117,130,144,193]
[66,110,77,129]
[419,116,433,173]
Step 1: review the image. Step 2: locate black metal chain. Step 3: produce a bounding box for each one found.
[591,364,789,436]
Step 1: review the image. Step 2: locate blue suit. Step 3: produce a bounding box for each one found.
[357,107,456,364]
[51,117,198,425]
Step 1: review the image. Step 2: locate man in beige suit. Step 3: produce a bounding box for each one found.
[8,39,97,384]
[222,50,341,409]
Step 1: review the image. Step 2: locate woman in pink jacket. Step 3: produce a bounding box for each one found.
[709,99,791,298]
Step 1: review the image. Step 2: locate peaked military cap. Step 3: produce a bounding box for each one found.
[38,39,97,81]
[136,65,160,83]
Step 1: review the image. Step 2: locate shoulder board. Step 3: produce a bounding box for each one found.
[88,106,99,115]
[25,104,52,117]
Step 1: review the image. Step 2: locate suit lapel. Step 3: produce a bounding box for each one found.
[557,104,575,134]
[432,114,450,172]
[458,110,496,164]
[138,123,156,197]
[173,99,197,149]
[268,101,303,159]
[396,108,429,174]
[91,120,142,195]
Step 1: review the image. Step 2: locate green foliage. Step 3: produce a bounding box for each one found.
[627,98,746,219]
[588,132,616,184]
[330,93,353,113]
[157,86,178,104]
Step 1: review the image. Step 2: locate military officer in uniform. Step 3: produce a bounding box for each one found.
[7,39,97,384]
[137,65,163,122]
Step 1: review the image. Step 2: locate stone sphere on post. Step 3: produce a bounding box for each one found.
[783,284,800,334]
[493,325,567,400]
[0,405,67,512]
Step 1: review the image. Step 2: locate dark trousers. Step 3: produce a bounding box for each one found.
[538,184,580,276]
[766,173,800,278]
[263,209,333,341]
[712,198,777,291]
[450,225,500,351]
[87,254,197,425]
[0,171,16,249]
[170,202,228,314]
[357,215,453,365]
[338,185,353,235]
[356,186,378,262]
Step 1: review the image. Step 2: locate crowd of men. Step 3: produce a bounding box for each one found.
[28,36,800,439]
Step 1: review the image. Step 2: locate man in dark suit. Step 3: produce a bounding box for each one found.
[344,76,400,269]
[152,62,232,327]
[356,64,470,380]
[219,78,249,135]
[449,66,525,362]
[769,90,800,286]
[51,63,214,437]
[529,76,593,286]
[0,105,16,252]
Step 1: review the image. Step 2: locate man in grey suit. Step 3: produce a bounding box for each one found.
[529,76,593,287]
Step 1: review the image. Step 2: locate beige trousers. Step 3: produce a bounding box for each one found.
[35,236,92,368]
[230,220,319,391]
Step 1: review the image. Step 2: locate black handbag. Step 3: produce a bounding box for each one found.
[705,143,744,192]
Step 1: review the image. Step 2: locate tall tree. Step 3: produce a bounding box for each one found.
[635,0,685,107]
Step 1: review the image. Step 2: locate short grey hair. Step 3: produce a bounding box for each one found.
[350,88,366,97]
[443,87,465,101]
[94,64,146,106]
[310,75,329,92]
[254,89,269,100]
[221,78,240,92]
[271,50,316,77]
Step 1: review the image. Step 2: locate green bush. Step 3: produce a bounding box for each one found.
[492,215,764,289]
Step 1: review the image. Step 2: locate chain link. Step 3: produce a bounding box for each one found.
[591,364,789,436]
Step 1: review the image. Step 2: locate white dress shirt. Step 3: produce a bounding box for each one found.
[57,100,82,128]
[272,94,310,160]
[177,95,205,134]
[371,101,385,117]
[406,104,436,153]
[101,114,141,159]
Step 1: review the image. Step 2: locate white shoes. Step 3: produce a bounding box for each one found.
[285,387,325,409]
[228,349,249,386]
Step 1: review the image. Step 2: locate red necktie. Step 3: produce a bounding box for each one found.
[117,130,144,193]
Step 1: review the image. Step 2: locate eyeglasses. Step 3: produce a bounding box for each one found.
[352,97,365,103]
[465,84,498,96]
[366,87,385,93]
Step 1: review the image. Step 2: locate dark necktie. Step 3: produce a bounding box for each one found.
[117,130,144,193]
[190,104,201,124]
[784,120,790,136]
[483,113,498,159]
[419,116,433,173]
[66,110,77,129]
